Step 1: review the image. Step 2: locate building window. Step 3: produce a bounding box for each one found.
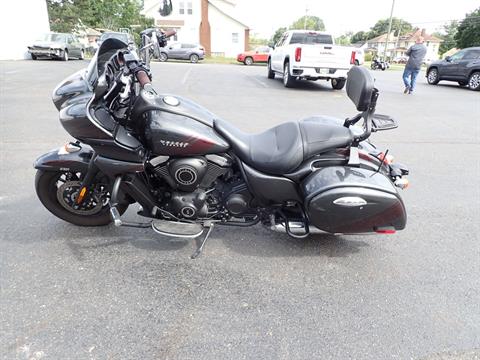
[179,2,184,14]
[187,2,192,14]
[232,33,239,43]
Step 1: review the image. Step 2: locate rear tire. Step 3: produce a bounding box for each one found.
[283,61,295,88]
[267,59,275,79]
[190,54,199,63]
[159,52,168,62]
[79,49,85,60]
[31,54,37,60]
[244,56,253,65]
[35,170,127,226]
[427,68,439,85]
[468,72,480,91]
[331,78,346,90]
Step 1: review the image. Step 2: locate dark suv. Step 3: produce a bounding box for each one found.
[426,47,480,90]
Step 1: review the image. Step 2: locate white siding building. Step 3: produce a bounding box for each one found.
[142,0,249,57]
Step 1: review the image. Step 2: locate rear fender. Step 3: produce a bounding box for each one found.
[33,143,93,173]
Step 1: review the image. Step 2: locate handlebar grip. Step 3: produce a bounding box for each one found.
[136,70,151,87]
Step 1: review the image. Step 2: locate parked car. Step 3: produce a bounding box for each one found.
[268,30,356,89]
[158,43,205,63]
[426,47,480,90]
[28,33,85,61]
[392,55,408,64]
[237,46,271,65]
[97,32,137,51]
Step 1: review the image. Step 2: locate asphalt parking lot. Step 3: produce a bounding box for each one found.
[1,59,479,359]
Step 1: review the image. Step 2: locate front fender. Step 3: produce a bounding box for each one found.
[34,144,93,172]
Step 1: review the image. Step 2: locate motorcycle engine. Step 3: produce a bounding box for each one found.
[150,154,232,219]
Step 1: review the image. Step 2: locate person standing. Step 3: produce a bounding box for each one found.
[402,36,427,94]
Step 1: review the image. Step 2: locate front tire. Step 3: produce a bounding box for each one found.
[468,72,480,91]
[244,56,253,65]
[427,68,439,85]
[31,53,37,60]
[331,78,346,90]
[61,49,68,61]
[35,170,127,226]
[267,59,275,79]
[283,61,295,88]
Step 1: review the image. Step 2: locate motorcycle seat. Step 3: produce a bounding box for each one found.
[213,116,353,175]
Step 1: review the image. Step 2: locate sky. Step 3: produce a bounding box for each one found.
[234,0,480,38]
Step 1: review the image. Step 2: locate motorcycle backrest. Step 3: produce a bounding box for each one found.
[346,66,375,112]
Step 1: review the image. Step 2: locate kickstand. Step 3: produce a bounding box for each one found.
[191,221,215,259]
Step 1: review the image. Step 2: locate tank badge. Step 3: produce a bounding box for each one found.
[163,96,180,106]
[160,140,189,148]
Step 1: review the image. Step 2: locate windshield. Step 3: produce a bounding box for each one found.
[99,32,129,43]
[290,33,333,45]
[40,33,67,43]
[85,38,130,88]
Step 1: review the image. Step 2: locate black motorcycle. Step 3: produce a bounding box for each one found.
[34,38,409,258]
[371,58,389,71]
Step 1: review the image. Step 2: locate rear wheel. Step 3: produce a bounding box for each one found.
[190,53,199,63]
[35,170,127,226]
[159,52,168,62]
[79,49,85,60]
[267,59,275,79]
[331,78,346,90]
[31,53,37,60]
[468,72,480,91]
[244,56,253,65]
[283,62,295,88]
[427,68,439,85]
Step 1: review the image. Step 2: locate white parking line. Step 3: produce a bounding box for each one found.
[181,67,193,85]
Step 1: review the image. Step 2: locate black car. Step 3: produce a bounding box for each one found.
[426,47,480,91]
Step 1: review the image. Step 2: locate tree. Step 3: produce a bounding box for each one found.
[289,16,325,31]
[335,32,353,45]
[270,27,287,45]
[433,21,459,55]
[368,17,413,39]
[351,31,368,44]
[455,7,480,48]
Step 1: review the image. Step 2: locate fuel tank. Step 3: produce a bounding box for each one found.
[53,69,111,140]
[133,91,230,156]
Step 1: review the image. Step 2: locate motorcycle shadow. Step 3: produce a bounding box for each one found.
[217,225,369,259]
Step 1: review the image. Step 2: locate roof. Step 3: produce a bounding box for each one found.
[208,0,249,29]
[399,28,442,42]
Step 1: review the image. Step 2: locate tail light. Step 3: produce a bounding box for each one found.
[295,47,302,62]
[350,51,356,65]
[375,226,396,234]
[378,152,394,165]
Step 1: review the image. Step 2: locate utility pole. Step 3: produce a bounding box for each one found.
[304,5,309,30]
[383,0,395,60]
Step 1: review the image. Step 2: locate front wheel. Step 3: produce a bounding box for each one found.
[267,59,275,79]
[244,56,253,65]
[427,68,439,85]
[35,170,127,226]
[61,49,68,61]
[331,78,346,90]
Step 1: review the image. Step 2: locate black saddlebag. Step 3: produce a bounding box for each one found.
[302,166,406,233]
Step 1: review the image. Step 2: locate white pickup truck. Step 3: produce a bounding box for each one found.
[268,30,357,89]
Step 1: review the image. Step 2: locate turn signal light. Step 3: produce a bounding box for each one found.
[350,51,356,65]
